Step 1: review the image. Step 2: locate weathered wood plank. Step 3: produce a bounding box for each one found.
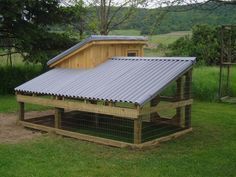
[17,95,138,119]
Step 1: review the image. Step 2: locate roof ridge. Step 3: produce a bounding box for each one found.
[112,57,196,62]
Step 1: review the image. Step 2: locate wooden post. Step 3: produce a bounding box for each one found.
[176,76,185,127]
[185,70,192,128]
[90,100,99,128]
[150,95,160,122]
[18,102,24,121]
[55,108,62,128]
[134,105,142,144]
[55,97,63,129]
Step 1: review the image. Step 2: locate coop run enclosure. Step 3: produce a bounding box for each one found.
[15,57,195,148]
[219,25,236,102]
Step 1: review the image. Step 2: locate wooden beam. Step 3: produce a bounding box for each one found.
[16,95,138,119]
[141,99,193,115]
[176,76,185,127]
[150,95,161,122]
[19,121,192,149]
[18,102,24,121]
[55,108,62,128]
[185,70,192,128]
[134,106,142,144]
[138,128,193,149]
[19,121,134,148]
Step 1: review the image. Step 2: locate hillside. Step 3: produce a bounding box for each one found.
[119,2,236,34]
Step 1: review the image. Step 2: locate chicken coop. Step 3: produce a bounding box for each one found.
[15,35,195,149]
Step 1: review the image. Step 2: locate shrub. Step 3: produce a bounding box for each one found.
[0,65,43,94]
[167,25,221,65]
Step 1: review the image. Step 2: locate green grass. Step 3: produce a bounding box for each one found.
[110,29,191,56]
[0,53,25,66]
[0,101,235,177]
[0,95,48,113]
[193,66,236,101]
[148,31,191,46]
[109,29,141,36]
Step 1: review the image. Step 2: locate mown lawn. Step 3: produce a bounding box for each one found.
[0,101,235,177]
[0,95,48,113]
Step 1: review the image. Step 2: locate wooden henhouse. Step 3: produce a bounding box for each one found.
[15,35,195,149]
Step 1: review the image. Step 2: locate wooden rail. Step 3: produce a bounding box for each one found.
[17,94,139,119]
[141,99,193,115]
[19,120,192,149]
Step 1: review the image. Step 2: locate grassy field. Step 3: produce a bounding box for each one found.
[110,29,191,56]
[0,53,25,66]
[110,30,190,45]
[0,95,48,113]
[0,101,235,177]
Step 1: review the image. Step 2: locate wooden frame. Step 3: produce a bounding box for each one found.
[16,69,193,148]
[19,120,192,149]
[17,94,138,119]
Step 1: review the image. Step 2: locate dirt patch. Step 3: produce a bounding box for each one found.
[0,110,54,144]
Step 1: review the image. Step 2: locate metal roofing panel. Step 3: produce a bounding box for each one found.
[16,57,196,106]
[47,35,148,66]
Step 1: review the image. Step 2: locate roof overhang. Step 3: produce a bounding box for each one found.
[16,57,196,106]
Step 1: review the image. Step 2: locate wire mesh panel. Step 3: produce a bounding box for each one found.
[219,25,236,100]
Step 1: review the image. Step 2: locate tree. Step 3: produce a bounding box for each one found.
[168,25,221,65]
[0,0,76,67]
[61,0,90,39]
[86,0,147,35]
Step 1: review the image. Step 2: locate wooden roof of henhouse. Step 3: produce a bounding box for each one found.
[15,57,195,106]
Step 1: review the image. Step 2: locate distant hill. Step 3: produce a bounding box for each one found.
[118,2,236,34]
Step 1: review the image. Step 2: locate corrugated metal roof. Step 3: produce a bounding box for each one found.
[47,35,148,66]
[16,57,195,106]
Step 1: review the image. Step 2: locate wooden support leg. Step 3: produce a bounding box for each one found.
[18,102,24,121]
[90,100,99,128]
[185,70,192,128]
[150,95,160,122]
[134,117,142,144]
[55,108,63,129]
[134,106,142,144]
[176,76,185,127]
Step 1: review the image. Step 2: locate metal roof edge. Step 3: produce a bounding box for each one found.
[137,65,194,106]
[112,56,196,62]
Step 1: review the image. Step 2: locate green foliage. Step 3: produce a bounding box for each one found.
[0,65,42,94]
[0,0,77,67]
[168,25,221,65]
[120,2,236,35]
[0,101,236,177]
